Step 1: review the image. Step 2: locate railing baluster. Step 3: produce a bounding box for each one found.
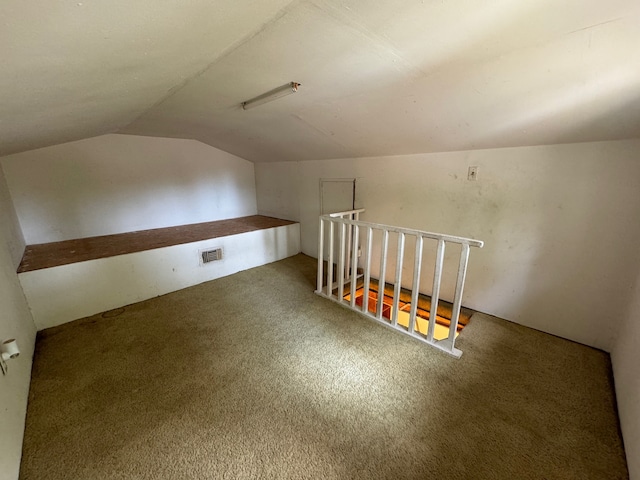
[316,209,482,358]
[350,224,360,308]
[363,227,373,315]
[443,243,470,352]
[408,235,423,334]
[344,214,353,282]
[427,239,445,342]
[316,218,324,293]
[351,213,360,284]
[326,221,334,298]
[376,230,389,320]
[391,232,405,327]
[338,222,346,301]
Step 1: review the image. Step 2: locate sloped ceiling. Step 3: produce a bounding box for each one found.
[2,0,639,161]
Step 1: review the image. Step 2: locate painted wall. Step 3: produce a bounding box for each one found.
[255,139,640,352]
[254,161,300,222]
[20,224,300,331]
[1,134,258,245]
[612,267,640,480]
[0,165,37,480]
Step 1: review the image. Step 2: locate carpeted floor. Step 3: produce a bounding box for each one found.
[20,254,628,479]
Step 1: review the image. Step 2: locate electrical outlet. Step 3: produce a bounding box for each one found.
[468,166,478,181]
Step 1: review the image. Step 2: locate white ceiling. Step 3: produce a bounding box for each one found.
[2,0,639,161]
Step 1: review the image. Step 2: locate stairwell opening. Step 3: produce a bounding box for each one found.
[341,278,472,341]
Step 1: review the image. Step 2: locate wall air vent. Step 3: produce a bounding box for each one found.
[200,247,223,265]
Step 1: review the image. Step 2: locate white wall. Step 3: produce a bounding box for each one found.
[0,165,37,480]
[20,224,300,330]
[1,134,258,244]
[612,267,640,480]
[255,139,640,352]
[255,161,300,222]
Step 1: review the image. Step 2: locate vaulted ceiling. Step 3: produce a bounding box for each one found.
[2,0,639,162]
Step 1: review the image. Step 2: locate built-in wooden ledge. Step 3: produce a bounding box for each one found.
[18,215,296,273]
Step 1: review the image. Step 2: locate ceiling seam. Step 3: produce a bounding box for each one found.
[290,114,350,151]
[118,0,305,133]
[309,0,427,79]
[311,2,637,87]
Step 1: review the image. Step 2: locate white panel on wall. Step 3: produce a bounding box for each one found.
[255,139,640,352]
[612,268,640,480]
[0,165,37,480]
[1,134,258,245]
[0,167,25,268]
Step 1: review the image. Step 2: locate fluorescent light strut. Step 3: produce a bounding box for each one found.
[242,82,300,110]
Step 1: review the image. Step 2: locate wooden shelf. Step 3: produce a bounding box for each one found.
[18,215,296,273]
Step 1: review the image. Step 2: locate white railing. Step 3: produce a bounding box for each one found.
[315,209,483,358]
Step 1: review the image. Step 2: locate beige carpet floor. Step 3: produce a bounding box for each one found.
[20,254,628,479]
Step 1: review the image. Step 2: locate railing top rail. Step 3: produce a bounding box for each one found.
[327,208,366,218]
[322,215,484,248]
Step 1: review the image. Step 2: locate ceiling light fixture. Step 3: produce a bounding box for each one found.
[242,82,300,110]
